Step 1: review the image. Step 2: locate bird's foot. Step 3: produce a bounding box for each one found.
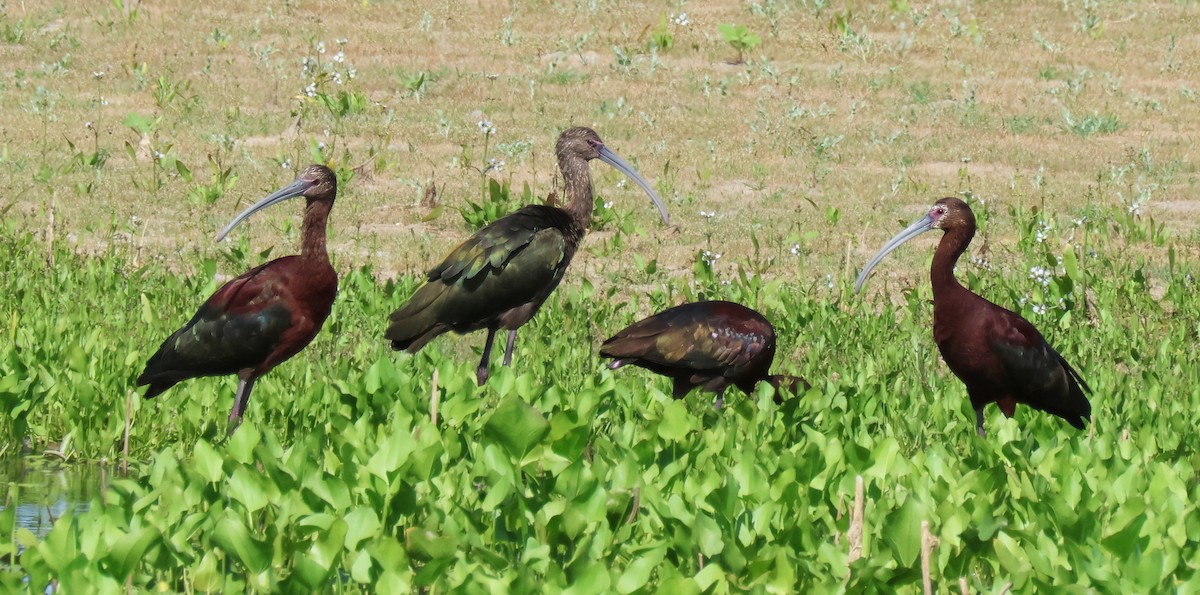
[476,367,490,386]
[976,425,986,438]
[713,395,725,410]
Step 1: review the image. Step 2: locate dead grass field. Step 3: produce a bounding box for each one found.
[1,0,1198,290]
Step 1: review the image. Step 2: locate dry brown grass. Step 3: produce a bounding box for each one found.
[2,0,1198,289]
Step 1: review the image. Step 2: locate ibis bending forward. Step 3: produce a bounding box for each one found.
[137,165,339,428]
[386,127,669,385]
[600,301,807,408]
[855,197,1091,435]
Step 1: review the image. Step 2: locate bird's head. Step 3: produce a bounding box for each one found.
[216,164,338,242]
[854,196,976,292]
[556,126,669,225]
[926,196,975,232]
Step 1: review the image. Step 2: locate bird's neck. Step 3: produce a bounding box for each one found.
[300,199,331,264]
[930,225,972,299]
[560,155,594,231]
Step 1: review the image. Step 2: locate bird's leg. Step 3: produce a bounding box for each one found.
[975,408,986,437]
[229,376,257,429]
[713,390,725,411]
[477,328,498,386]
[502,330,518,367]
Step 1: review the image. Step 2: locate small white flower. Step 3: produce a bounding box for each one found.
[129,215,142,226]
[332,71,343,85]
[1128,201,1142,216]
[699,210,715,219]
[616,178,627,189]
[323,128,331,137]
[789,243,801,256]
[92,70,106,80]
[1033,220,1050,244]
[99,96,109,106]
[477,119,495,135]
[333,51,346,64]
[317,141,327,150]
[602,201,614,209]
[672,12,690,27]
[825,274,834,290]
[305,82,318,97]
[317,41,327,54]
[347,67,357,79]
[281,159,292,169]
[1029,265,1052,288]
[486,157,505,173]
[84,121,93,130]
[336,37,349,46]
[1032,303,1047,316]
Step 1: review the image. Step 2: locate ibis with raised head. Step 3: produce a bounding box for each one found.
[386,127,669,386]
[137,165,340,429]
[855,197,1091,435]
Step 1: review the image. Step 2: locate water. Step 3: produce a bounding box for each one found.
[0,456,108,594]
[1,456,99,540]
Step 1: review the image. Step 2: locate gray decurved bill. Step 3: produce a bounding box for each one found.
[853,213,935,293]
[597,146,670,225]
[215,178,314,242]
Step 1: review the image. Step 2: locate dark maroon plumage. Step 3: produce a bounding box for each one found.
[137,165,339,428]
[600,300,807,406]
[856,197,1092,435]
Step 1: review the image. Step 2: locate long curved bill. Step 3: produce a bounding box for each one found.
[853,213,935,293]
[597,146,670,225]
[215,178,315,242]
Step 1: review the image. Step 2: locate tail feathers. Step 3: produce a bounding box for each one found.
[598,335,657,361]
[1058,411,1088,430]
[136,362,183,399]
[137,344,184,398]
[139,379,177,399]
[1052,390,1092,430]
[1056,356,1092,429]
[386,282,450,352]
[389,324,448,353]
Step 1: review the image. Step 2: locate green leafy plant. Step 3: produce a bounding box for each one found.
[460,178,528,230]
[718,23,761,64]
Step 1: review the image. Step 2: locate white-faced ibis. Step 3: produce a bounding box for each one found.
[137,165,339,428]
[855,197,1091,435]
[600,300,807,408]
[386,127,669,385]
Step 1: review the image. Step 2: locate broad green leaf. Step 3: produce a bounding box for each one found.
[106,526,160,579]
[884,498,924,567]
[657,400,691,442]
[192,439,224,483]
[212,517,270,574]
[617,547,666,593]
[483,396,550,458]
[343,507,381,551]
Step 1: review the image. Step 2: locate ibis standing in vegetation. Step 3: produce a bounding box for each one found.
[386,127,669,385]
[137,165,339,429]
[600,301,807,408]
[855,197,1091,435]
